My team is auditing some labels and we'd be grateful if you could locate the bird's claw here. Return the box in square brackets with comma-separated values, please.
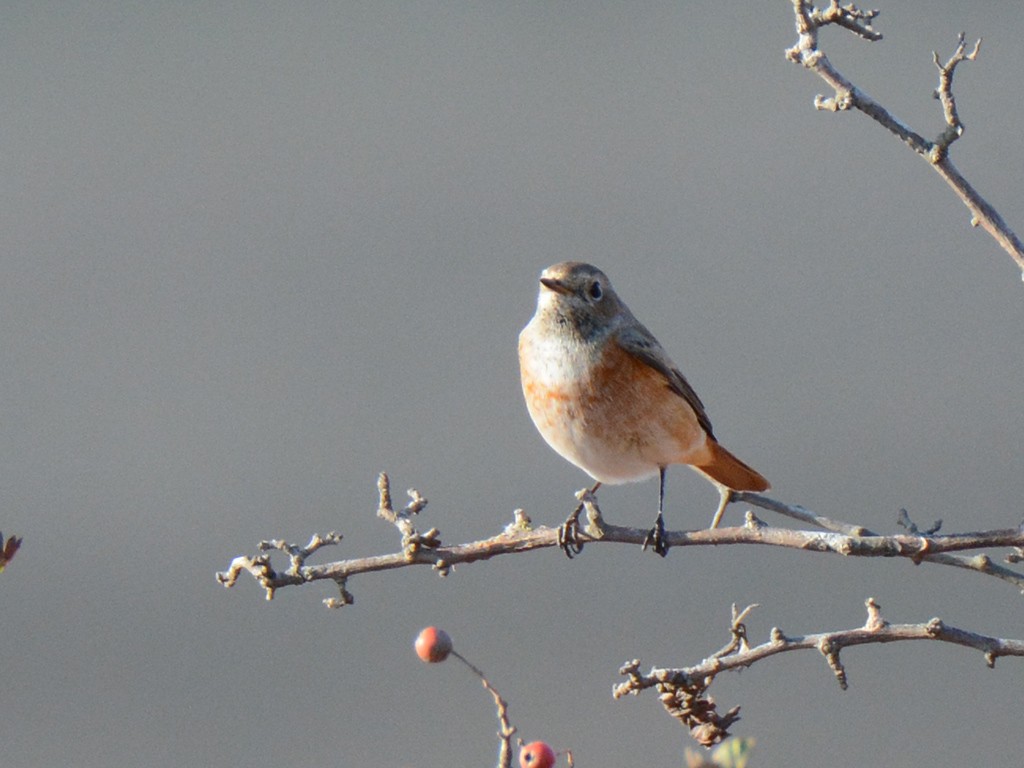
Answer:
[642, 514, 669, 557]
[558, 512, 584, 558]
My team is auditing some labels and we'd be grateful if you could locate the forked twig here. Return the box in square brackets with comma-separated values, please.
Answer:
[613, 598, 1024, 744]
[785, 1, 1024, 272]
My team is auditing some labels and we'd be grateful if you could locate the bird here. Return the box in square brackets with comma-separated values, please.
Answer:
[518, 261, 768, 555]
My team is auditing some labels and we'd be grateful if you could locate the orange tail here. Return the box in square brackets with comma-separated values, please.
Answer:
[694, 440, 769, 492]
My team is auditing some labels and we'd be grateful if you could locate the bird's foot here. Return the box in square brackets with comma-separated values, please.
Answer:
[642, 513, 669, 557]
[558, 501, 585, 559]
[558, 483, 603, 558]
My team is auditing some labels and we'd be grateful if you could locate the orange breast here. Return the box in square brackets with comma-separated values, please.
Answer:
[585, 341, 708, 460]
[519, 329, 710, 483]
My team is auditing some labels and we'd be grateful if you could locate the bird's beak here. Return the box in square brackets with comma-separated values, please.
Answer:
[539, 276, 571, 295]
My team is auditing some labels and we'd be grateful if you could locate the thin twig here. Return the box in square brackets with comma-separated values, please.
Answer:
[932, 33, 982, 155]
[613, 598, 1024, 743]
[449, 651, 516, 768]
[737, 492, 1024, 590]
[785, 1, 1024, 272]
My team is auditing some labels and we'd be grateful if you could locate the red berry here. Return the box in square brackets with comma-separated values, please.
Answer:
[520, 741, 556, 768]
[414, 626, 452, 663]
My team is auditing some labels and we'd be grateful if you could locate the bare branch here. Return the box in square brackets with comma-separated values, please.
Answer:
[217, 475, 1024, 607]
[932, 33, 983, 154]
[446, 650, 516, 768]
[732, 491, 871, 536]
[786, 1, 1024, 272]
[613, 598, 1024, 744]
[736, 492, 1024, 590]
[809, 1, 882, 42]
[376, 472, 439, 556]
[215, 530, 351, 605]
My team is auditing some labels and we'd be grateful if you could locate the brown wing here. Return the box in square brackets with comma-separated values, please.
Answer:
[616, 325, 716, 440]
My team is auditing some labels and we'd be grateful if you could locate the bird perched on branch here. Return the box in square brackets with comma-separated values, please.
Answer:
[519, 261, 768, 555]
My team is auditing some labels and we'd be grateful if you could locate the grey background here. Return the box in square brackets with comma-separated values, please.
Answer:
[2, 2, 1022, 766]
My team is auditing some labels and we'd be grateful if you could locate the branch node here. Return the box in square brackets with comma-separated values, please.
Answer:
[377, 472, 440, 556]
[971, 553, 994, 572]
[911, 537, 932, 565]
[818, 638, 849, 690]
[743, 510, 767, 529]
[811, 1, 883, 41]
[711, 604, 759, 659]
[814, 90, 854, 112]
[504, 508, 534, 534]
[864, 597, 888, 630]
[580, 491, 607, 539]
[614, 659, 645, 699]
[405, 487, 428, 515]
[323, 578, 354, 609]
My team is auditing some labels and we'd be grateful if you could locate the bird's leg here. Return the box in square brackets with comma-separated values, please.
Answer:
[559, 481, 601, 558]
[709, 487, 734, 529]
[642, 467, 669, 557]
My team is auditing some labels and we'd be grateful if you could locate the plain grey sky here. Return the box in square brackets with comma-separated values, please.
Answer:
[2, 2, 1022, 766]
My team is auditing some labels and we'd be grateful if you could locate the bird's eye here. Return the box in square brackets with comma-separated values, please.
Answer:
[588, 280, 603, 301]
